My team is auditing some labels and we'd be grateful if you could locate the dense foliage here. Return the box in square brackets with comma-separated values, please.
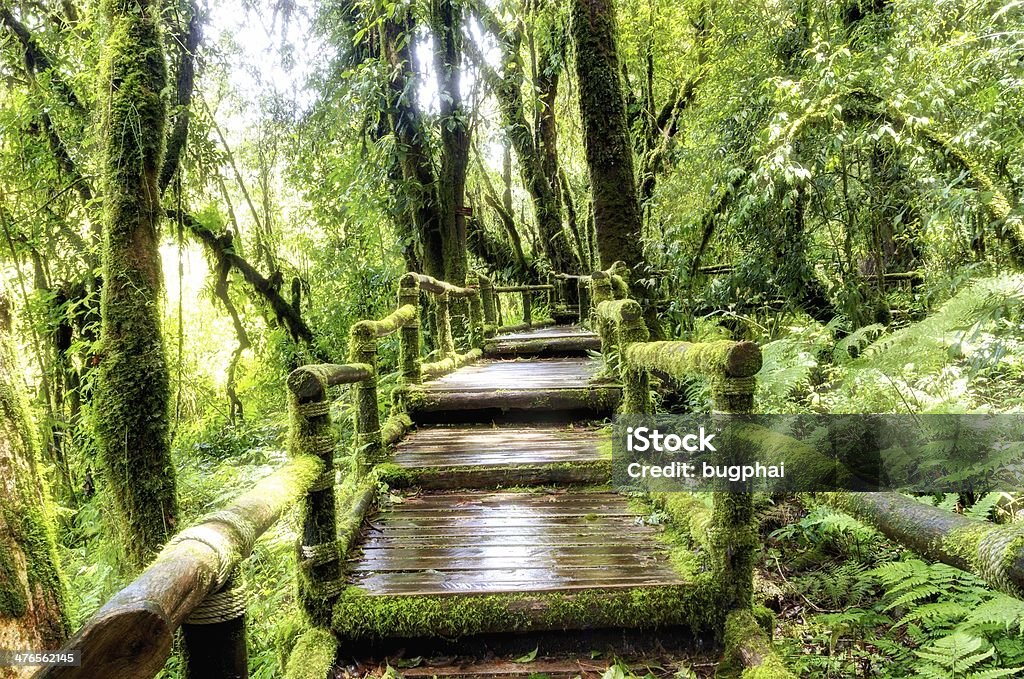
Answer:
[1, 0, 1023, 676]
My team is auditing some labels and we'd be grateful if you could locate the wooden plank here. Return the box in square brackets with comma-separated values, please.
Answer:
[351, 571, 682, 595]
[359, 535, 646, 548]
[412, 387, 620, 414]
[422, 358, 604, 392]
[348, 490, 681, 599]
[493, 325, 596, 341]
[354, 544, 646, 559]
[362, 525, 647, 538]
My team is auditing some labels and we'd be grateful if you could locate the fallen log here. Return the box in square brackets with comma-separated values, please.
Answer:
[823, 492, 1024, 598]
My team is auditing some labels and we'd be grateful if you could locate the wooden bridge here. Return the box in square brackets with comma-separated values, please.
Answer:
[41, 266, 1024, 679]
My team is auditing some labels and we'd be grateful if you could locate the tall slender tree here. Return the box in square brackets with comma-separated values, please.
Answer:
[0, 296, 68, 668]
[92, 0, 177, 569]
[570, 0, 661, 333]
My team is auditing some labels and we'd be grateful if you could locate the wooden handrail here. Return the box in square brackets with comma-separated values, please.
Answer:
[591, 280, 762, 615]
[493, 284, 555, 293]
[351, 304, 417, 339]
[402, 271, 477, 297]
[287, 363, 373, 400]
[40, 457, 324, 679]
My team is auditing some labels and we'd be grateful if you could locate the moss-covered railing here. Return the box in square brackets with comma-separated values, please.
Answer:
[593, 286, 795, 678]
[38, 458, 325, 679]
[479, 273, 556, 331]
[285, 271, 494, 626]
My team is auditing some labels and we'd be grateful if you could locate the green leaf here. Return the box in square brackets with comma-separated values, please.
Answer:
[514, 647, 539, 664]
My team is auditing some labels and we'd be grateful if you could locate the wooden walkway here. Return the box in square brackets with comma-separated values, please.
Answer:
[338, 325, 700, 640]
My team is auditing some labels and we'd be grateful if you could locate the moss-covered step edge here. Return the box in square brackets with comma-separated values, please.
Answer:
[482, 335, 601, 357]
[375, 459, 612, 490]
[402, 385, 622, 414]
[331, 576, 722, 641]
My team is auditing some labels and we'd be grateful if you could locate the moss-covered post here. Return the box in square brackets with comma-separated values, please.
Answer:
[615, 300, 651, 414]
[522, 290, 533, 327]
[708, 342, 762, 618]
[287, 367, 342, 628]
[0, 297, 68, 662]
[578, 277, 591, 325]
[591, 271, 616, 363]
[93, 0, 177, 570]
[181, 575, 248, 679]
[398, 274, 421, 384]
[467, 278, 484, 350]
[434, 291, 456, 359]
[350, 323, 383, 469]
[478, 272, 497, 335]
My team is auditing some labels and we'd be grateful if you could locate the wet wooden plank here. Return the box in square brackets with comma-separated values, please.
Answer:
[422, 358, 605, 392]
[350, 572, 681, 595]
[349, 491, 682, 596]
[393, 427, 608, 467]
[493, 325, 596, 341]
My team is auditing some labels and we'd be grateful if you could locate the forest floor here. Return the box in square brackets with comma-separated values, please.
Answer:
[338, 626, 720, 678]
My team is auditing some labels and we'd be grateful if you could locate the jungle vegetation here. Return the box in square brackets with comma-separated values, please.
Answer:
[1, 0, 1024, 677]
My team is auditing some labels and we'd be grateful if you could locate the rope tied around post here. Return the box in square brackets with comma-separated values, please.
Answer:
[184, 570, 248, 625]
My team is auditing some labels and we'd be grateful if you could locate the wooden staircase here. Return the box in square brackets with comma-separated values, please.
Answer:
[335, 326, 709, 641]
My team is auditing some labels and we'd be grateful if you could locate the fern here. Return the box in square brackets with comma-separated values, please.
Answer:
[965, 596, 1024, 636]
[913, 632, 992, 676]
[859, 274, 1024, 373]
[966, 493, 1004, 521]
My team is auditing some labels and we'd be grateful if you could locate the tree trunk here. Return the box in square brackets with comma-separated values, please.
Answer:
[570, 0, 663, 335]
[430, 0, 470, 284]
[569, 0, 644, 272]
[0, 297, 68, 669]
[93, 0, 178, 570]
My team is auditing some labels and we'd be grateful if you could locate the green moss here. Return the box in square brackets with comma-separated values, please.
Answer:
[740, 655, 795, 679]
[0, 341, 68, 631]
[751, 603, 775, 632]
[94, 0, 177, 570]
[944, 524, 988, 565]
[374, 463, 414, 488]
[718, 609, 796, 679]
[333, 579, 720, 640]
[285, 628, 338, 679]
[0, 530, 28, 618]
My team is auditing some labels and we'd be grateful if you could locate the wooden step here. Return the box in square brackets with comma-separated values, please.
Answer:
[334, 491, 709, 640]
[408, 358, 620, 421]
[483, 325, 600, 358]
[384, 424, 610, 489]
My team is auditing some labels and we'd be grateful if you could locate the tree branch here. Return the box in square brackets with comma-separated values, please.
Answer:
[169, 209, 314, 345]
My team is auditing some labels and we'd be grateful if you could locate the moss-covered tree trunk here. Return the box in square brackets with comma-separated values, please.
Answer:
[93, 0, 177, 570]
[570, 0, 662, 334]
[431, 0, 470, 285]
[0, 298, 68, 667]
[480, 12, 579, 274]
[569, 0, 644, 272]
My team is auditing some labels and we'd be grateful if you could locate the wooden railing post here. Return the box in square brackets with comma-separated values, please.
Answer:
[478, 272, 497, 335]
[181, 573, 247, 679]
[521, 290, 533, 327]
[435, 290, 456, 358]
[398, 274, 421, 384]
[709, 344, 759, 615]
[591, 271, 615, 360]
[578, 277, 591, 325]
[287, 367, 343, 627]
[614, 301, 651, 414]
[350, 324, 382, 470]
[467, 275, 484, 350]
